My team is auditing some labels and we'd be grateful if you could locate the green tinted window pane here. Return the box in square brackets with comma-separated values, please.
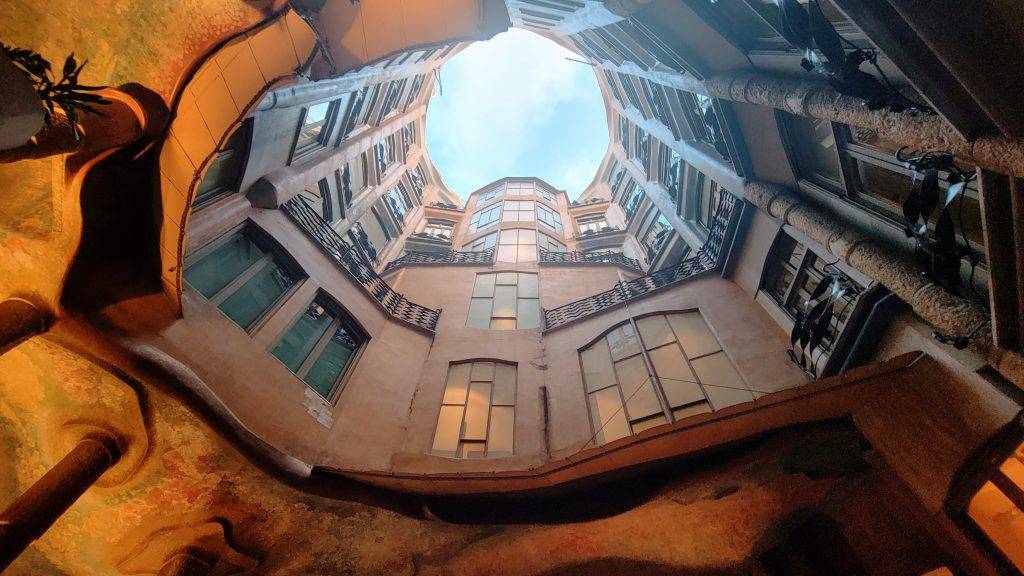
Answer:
[304, 327, 359, 397]
[271, 301, 334, 371]
[219, 261, 296, 329]
[185, 233, 264, 298]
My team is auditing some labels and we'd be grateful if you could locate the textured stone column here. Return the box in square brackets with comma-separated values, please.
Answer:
[679, 72, 1024, 181]
[0, 298, 49, 357]
[0, 432, 121, 571]
[744, 180, 1024, 385]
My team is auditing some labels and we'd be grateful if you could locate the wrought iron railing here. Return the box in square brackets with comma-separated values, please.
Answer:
[539, 250, 642, 273]
[383, 249, 495, 273]
[428, 201, 462, 211]
[282, 197, 441, 332]
[543, 192, 740, 331]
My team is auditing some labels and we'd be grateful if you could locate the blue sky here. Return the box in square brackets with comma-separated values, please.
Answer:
[425, 29, 608, 202]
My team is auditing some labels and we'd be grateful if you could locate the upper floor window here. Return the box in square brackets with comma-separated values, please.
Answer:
[431, 361, 516, 458]
[538, 233, 566, 253]
[184, 226, 304, 332]
[618, 73, 644, 112]
[340, 87, 368, 140]
[293, 99, 339, 159]
[270, 294, 366, 400]
[684, 171, 722, 232]
[401, 122, 417, 151]
[385, 185, 411, 224]
[603, 70, 623, 106]
[659, 146, 683, 191]
[684, 93, 732, 163]
[535, 203, 562, 232]
[496, 228, 537, 263]
[581, 312, 751, 445]
[618, 115, 630, 151]
[536, 186, 557, 203]
[577, 214, 609, 235]
[633, 126, 652, 172]
[193, 119, 252, 208]
[469, 203, 502, 232]
[374, 134, 397, 176]
[297, 177, 335, 223]
[463, 231, 497, 253]
[376, 78, 406, 124]
[407, 164, 426, 200]
[641, 212, 672, 264]
[405, 74, 426, 108]
[622, 182, 644, 221]
[505, 180, 533, 196]
[503, 200, 535, 222]
[467, 272, 540, 330]
[477, 186, 504, 204]
[420, 218, 454, 241]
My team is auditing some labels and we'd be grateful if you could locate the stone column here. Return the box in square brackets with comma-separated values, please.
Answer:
[0, 298, 49, 356]
[0, 432, 121, 571]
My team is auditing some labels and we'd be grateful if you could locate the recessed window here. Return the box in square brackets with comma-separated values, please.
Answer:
[271, 295, 366, 399]
[463, 232, 497, 253]
[469, 203, 502, 232]
[193, 119, 252, 208]
[467, 272, 540, 330]
[421, 218, 454, 240]
[641, 213, 672, 264]
[577, 213, 608, 235]
[184, 226, 303, 332]
[477, 186, 504, 203]
[496, 228, 537, 263]
[293, 100, 338, 158]
[385, 185, 412, 225]
[538, 232, 566, 253]
[683, 171, 722, 232]
[535, 203, 562, 232]
[581, 312, 751, 445]
[374, 134, 397, 176]
[621, 182, 643, 221]
[432, 361, 516, 458]
[618, 115, 630, 151]
[502, 200, 535, 222]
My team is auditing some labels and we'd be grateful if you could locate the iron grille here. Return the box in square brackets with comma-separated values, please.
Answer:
[383, 249, 495, 273]
[539, 250, 642, 273]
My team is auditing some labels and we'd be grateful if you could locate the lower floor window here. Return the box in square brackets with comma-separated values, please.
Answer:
[271, 295, 366, 399]
[467, 272, 540, 330]
[581, 312, 752, 445]
[432, 361, 516, 458]
[966, 438, 1024, 573]
[184, 226, 303, 331]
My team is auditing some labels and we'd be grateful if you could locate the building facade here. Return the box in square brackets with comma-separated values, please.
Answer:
[2, 0, 1024, 575]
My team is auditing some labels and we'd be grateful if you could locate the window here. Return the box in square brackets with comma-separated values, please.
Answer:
[340, 87, 368, 141]
[622, 182, 644, 221]
[603, 70, 623, 107]
[376, 78, 406, 124]
[538, 233, 566, 253]
[193, 119, 251, 208]
[421, 219, 454, 240]
[761, 232, 860, 351]
[641, 213, 672, 264]
[463, 232, 497, 253]
[496, 228, 537, 263]
[633, 126, 651, 173]
[296, 177, 334, 222]
[477, 186, 504, 203]
[374, 134, 397, 176]
[407, 164, 426, 200]
[293, 100, 338, 158]
[502, 200, 535, 222]
[965, 437, 1024, 574]
[405, 74, 426, 108]
[581, 313, 752, 445]
[467, 272, 540, 330]
[691, 172, 722, 231]
[271, 295, 366, 399]
[431, 361, 516, 458]
[385, 185, 411, 224]
[401, 122, 417, 151]
[618, 73, 644, 112]
[618, 115, 630, 151]
[535, 203, 562, 232]
[577, 214, 609, 235]
[505, 180, 534, 196]
[469, 203, 502, 232]
[536, 187, 557, 203]
[184, 227, 303, 331]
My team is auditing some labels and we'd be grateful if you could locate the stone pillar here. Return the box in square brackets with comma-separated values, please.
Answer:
[0, 298, 49, 357]
[0, 432, 121, 571]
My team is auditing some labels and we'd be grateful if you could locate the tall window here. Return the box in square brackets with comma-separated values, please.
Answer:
[293, 99, 338, 158]
[502, 200, 535, 222]
[407, 164, 426, 200]
[193, 119, 251, 208]
[761, 232, 860, 352]
[374, 134, 397, 176]
[536, 187, 557, 203]
[297, 177, 334, 222]
[965, 437, 1024, 574]
[467, 272, 540, 330]
[184, 227, 303, 331]
[496, 228, 537, 263]
[641, 213, 672, 263]
[581, 313, 752, 445]
[405, 74, 426, 108]
[385, 185, 411, 224]
[622, 182, 644, 221]
[535, 203, 562, 232]
[463, 232, 497, 253]
[432, 361, 516, 458]
[692, 172, 721, 231]
[633, 126, 652, 173]
[376, 78, 406, 124]
[469, 203, 501, 232]
[538, 233, 566, 253]
[271, 295, 366, 399]
[618, 115, 630, 151]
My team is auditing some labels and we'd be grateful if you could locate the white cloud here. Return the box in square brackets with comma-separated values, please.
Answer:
[426, 29, 603, 199]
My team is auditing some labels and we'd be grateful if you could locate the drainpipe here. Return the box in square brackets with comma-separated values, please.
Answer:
[0, 298, 49, 356]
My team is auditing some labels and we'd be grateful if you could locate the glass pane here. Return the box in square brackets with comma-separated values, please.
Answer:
[492, 363, 516, 405]
[466, 298, 493, 328]
[852, 159, 912, 219]
[462, 382, 492, 441]
[459, 442, 487, 459]
[472, 273, 496, 297]
[614, 355, 660, 420]
[968, 481, 1024, 572]
[673, 402, 711, 421]
[649, 344, 704, 407]
[631, 414, 668, 433]
[219, 261, 295, 330]
[443, 363, 472, 405]
[496, 245, 517, 262]
[786, 114, 841, 183]
[668, 312, 721, 358]
[517, 273, 539, 298]
[519, 229, 536, 243]
[691, 352, 753, 410]
[487, 406, 514, 455]
[589, 387, 631, 445]
[606, 324, 640, 361]
[490, 318, 517, 330]
[496, 272, 518, 285]
[185, 233, 263, 298]
[582, 340, 617, 393]
[432, 405, 464, 455]
[637, 315, 675, 349]
[492, 285, 517, 318]
[516, 299, 540, 330]
[499, 229, 518, 244]
[470, 361, 495, 382]
[271, 301, 334, 371]
[303, 326, 358, 398]
[516, 245, 536, 262]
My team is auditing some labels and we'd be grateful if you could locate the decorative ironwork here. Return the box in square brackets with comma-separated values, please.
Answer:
[543, 192, 739, 331]
[282, 197, 441, 332]
[539, 250, 642, 273]
[407, 231, 452, 244]
[576, 226, 624, 239]
[383, 249, 495, 273]
[787, 269, 861, 379]
[428, 201, 462, 211]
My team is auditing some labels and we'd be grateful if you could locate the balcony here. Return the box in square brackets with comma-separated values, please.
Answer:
[383, 248, 495, 273]
[539, 249, 642, 273]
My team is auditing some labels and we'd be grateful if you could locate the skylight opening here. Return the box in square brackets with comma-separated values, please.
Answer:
[425, 28, 609, 203]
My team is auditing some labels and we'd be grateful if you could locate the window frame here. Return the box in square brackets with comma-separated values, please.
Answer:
[290, 98, 341, 163]
[431, 360, 517, 459]
[193, 118, 253, 210]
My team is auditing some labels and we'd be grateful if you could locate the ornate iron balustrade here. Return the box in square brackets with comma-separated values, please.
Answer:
[539, 250, 642, 273]
[543, 192, 740, 331]
[383, 249, 495, 273]
[428, 201, 462, 211]
[282, 197, 441, 332]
